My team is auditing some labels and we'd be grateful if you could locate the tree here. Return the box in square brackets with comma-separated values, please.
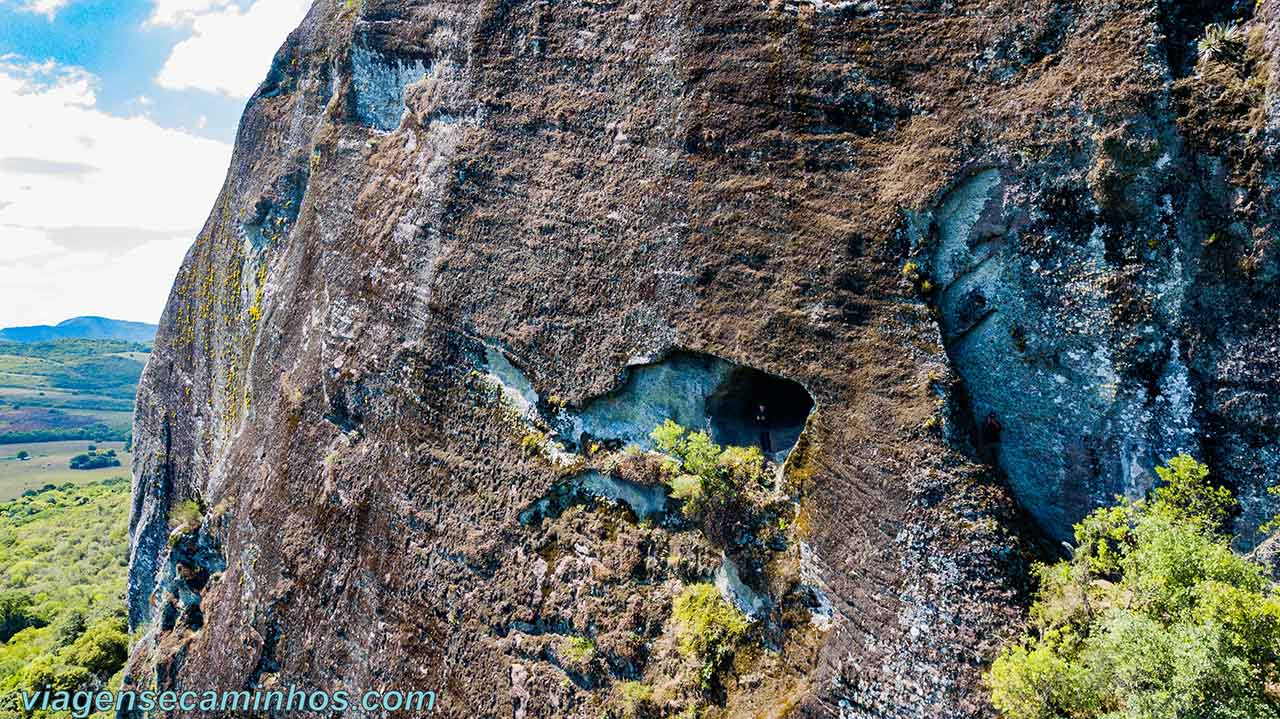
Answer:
[987, 455, 1280, 719]
[648, 420, 773, 550]
[14, 450, 28, 461]
[65, 617, 128, 675]
[1150, 453, 1234, 531]
[52, 610, 87, 648]
[68, 452, 121, 470]
[0, 591, 39, 642]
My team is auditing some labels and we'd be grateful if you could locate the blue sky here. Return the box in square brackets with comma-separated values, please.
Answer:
[0, 0, 311, 328]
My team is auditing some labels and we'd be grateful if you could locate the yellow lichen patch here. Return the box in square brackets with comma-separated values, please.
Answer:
[248, 262, 268, 327]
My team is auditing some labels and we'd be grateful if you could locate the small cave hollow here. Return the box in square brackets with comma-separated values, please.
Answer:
[566, 351, 816, 462]
[705, 366, 815, 457]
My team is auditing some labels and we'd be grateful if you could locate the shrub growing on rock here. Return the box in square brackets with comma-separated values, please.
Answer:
[668, 473, 704, 510]
[717, 445, 766, 488]
[561, 635, 596, 664]
[672, 583, 751, 690]
[651, 421, 773, 545]
[519, 430, 547, 456]
[168, 500, 203, 534]
[652, 420, 720, 480]
[987, 455, 1280, 719]
[607, 681, 656, 719]
[1198, 22, 1245, 65]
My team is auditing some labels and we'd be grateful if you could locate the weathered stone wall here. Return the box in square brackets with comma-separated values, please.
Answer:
[125, 0, 1280, 716]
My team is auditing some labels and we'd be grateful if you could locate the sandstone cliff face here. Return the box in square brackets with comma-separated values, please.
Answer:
[125, 0, 1280, 716]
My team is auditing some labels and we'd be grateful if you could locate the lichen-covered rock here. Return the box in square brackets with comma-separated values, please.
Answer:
[125, 0, 1280, 716]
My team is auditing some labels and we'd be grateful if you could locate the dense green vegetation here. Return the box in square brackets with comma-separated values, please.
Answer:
[0, 479, 130, 718]
[0, 430, 119, 448]
[66, 451, 119, 472]
[0, 341, 149, 365]
[988, 455, 1280, 718]
[650, 420, 766, 521]
[0, 339, 147, 444]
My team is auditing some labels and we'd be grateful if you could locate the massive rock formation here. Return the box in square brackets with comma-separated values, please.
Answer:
[125, 0, 1280, 716]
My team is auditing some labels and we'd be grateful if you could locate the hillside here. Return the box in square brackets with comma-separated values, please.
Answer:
[122, 1, 1280, 717]
[0, 479, 130, 718]
[0, 339, 148, 444]
[0, 317, 157, 344]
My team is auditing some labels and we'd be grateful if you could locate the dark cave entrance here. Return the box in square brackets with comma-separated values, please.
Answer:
[706, 366, 815, 458]
[561, 350, 816, 461]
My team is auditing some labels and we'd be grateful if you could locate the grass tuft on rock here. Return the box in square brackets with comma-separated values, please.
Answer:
[168, 499, 203, 534]
[672, 583, 751, 690]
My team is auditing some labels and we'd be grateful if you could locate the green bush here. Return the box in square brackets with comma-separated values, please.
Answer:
[52, 610, 86, 648]
[0, 591, 40, 642]
[609, 681, 655, 719]
[672, 583, 751, 689]
[64, 617, 128, 676]
[1150, 453, 1234, 531]
[520, 430, 547, 456]
[668, 473, 703, 506]
[652, 420, 721, 479]
[68, 451, 121, 471]
[716, 445, 766, 488]
[17, 654, 93, 695]
[987, 455, 1280, 719]
[168, 499, 203, 533]
[649, 421, 766, 522]
[561, 635, 595, 664]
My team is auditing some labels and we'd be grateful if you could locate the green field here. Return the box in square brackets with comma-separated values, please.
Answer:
[0, 339, 148, 444]
[0, 441, 132, 502]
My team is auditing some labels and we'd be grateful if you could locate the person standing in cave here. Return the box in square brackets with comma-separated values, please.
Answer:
[977, 411, 1002, 463]
[756, 403, 772, 455]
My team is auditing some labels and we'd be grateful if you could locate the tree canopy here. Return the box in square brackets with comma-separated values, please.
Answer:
[988, 455, 1280, 719]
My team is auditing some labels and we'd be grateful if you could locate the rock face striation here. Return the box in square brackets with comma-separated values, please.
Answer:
[126, 0, 1280, 716]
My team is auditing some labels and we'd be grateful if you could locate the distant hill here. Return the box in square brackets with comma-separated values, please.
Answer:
[0, 338, 149, 443]
[0, 316, 157, 343]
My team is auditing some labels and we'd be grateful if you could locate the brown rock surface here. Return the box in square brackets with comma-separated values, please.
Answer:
[125, 0, 1280, 716]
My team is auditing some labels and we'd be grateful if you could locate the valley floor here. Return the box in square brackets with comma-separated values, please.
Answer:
[0, 441, 132, 501]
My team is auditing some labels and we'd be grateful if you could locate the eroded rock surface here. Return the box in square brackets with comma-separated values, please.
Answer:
[125, 0, 1280, 716]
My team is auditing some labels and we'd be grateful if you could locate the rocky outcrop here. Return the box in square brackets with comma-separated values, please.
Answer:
[125, 0, 1280, 716]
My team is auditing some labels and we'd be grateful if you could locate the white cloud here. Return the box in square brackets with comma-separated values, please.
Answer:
[146, 0, 233, 26]
[0, 235, 190, 327]
[1, 226, 59, 261]
[154, 0, 312, 97]
[0, 57, 233, 327]
[16, 0, 73, 20]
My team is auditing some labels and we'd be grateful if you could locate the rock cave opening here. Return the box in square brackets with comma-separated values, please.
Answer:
[705, 365, 815, 459]
[564, 351, 815, 462]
